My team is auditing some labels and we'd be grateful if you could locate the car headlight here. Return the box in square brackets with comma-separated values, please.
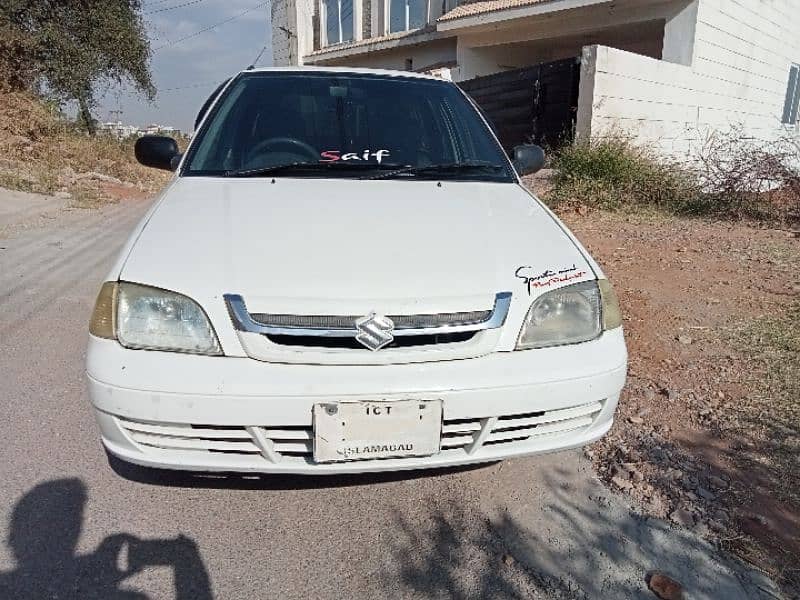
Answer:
[89, 282, 222, 355]
[516, 279, 621, 350]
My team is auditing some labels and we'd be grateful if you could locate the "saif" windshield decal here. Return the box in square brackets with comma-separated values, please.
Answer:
[320, 149, 391, 163]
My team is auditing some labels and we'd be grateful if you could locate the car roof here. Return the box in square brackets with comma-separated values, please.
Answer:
[241, 66, 444, 81]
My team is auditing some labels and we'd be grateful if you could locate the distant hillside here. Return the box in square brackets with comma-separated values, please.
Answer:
[0, 90, 170, 206]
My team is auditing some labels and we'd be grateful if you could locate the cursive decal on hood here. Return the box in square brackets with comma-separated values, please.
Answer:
[515, 264, 588, 295]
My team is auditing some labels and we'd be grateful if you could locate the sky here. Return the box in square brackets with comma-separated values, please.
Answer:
[96, 0, 273, 134]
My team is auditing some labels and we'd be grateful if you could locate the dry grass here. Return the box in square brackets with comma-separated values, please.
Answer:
[0, 90, 170, 203]
[728, 302, 800, 506]
[718, 301, 800, 593]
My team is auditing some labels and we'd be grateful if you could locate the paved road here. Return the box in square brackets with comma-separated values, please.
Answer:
[0, 188, 783, 599]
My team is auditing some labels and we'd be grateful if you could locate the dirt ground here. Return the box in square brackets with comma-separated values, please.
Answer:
[2, 161, 797, 596]
[6, 186, 786, 600]
[560, 208, 800, 595]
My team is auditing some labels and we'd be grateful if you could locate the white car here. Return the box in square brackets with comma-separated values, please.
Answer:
[86, 67, 627, 475]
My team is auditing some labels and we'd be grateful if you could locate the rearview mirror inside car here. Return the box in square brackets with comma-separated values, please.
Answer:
[512, 144, 546, 176]
[135, 135, 180, 171]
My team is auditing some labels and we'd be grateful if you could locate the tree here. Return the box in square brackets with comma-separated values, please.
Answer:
[0, 0, 155, 134]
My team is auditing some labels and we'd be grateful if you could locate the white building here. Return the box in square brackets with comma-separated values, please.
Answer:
[99, 121, 139, 139]
[272, 0, 800, 158]
[99, 122, 182, 139]
[142, 124, 181, 136]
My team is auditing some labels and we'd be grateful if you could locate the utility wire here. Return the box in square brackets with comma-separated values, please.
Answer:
[144, 0, 207, 15]
[153, 0, 270, 52]
[159, 80, 222, 92]
[142, 0, 179, 7]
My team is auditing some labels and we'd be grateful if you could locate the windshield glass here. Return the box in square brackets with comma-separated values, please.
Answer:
[183, 72, 514, 182]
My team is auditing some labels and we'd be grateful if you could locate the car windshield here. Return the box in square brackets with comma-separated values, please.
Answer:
[183, 72, 514, 182]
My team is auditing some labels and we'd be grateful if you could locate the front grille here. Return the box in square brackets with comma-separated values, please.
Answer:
[440, 401, 604, 450]
[441, 417, 482, 450]
[225, 292, 511, 362]
[116, 400, 603, 465]
[485, 402, 602, 444]
[250, 309, 492, 331]
[266, 331, 476, 349]
[117, 418, 314, 457]
[118, 419, 261, 454]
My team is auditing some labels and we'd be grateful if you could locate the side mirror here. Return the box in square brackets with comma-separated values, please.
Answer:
[512, 144, 546, 176]
[135, 135, 179, 171]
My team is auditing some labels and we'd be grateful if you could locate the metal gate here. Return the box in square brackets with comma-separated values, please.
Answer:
[458, 57, 581, 153]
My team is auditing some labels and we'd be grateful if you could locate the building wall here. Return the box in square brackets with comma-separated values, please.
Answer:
[578, 0, 800, 158]
[272, 0, 292, 65]
[454, 19, 665, 81]
[450, 0, 689, 79]
[363, 0, 372, 39]
[311, 37, 457, 71]
[272, 0, 316, 65]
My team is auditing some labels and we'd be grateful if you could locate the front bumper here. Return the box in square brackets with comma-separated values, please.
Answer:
[86, 329, 627, 474]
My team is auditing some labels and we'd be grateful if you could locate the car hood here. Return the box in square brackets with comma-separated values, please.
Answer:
[121, 177, 595, 318]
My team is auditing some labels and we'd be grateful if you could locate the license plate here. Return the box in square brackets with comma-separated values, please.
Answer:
[313, 400, 442, 463]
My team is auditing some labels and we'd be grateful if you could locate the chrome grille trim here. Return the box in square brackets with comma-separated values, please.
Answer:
[224, 292, 512, 338]
[249, 310, 493, 330]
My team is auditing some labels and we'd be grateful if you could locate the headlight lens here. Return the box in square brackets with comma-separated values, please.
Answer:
[516, 279, 623, 349]
[116, 282, 222, 355]
[516, 280, 602, 349]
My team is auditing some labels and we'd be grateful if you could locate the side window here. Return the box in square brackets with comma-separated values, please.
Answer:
[190, 82, 247, 170]
[194, 79, 230, 131]
[782, 63, 800, 125]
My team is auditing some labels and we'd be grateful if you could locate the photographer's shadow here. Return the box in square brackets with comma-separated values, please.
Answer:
[0, 478, 212, 600]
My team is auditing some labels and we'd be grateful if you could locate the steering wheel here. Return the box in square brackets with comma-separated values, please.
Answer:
[245, 137, 319, 165]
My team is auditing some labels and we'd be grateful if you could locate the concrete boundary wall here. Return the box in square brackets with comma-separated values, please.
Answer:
[576, 0, 800, 160]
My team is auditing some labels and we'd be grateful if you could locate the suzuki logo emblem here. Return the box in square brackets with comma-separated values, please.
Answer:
[355, 312, 395, 351]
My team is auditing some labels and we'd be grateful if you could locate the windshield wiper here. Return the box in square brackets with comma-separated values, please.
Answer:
[224, 161, 404, 178]
[361, 161, 505, 180]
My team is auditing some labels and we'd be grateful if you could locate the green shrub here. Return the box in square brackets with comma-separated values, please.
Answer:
[546, 137, 697, 212]
[545, 134, 800, 224]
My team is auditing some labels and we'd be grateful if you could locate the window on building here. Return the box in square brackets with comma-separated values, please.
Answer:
[782, 63, 800, 125]
[324, 0, 354, 45]
[389, 0, 426, 33]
